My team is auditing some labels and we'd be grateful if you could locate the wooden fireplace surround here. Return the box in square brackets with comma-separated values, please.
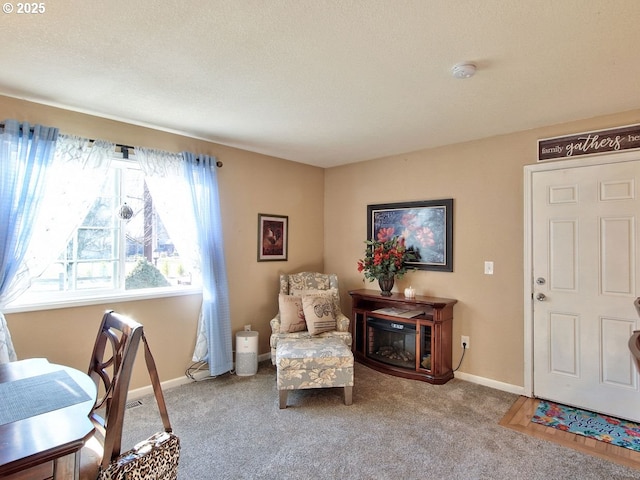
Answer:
[349, 289, 457, 384]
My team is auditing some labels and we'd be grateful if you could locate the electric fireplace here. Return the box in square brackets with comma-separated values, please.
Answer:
[349, 289, 457, 384]
[366, 317, 417, 369]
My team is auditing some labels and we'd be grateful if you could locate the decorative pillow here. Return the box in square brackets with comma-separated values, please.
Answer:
[301, 295, 337, 335]
[291, 288, 340, 317]
[278, 294, 307, 333]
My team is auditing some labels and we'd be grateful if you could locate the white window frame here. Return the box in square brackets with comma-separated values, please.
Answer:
[4, 155, 202, 314]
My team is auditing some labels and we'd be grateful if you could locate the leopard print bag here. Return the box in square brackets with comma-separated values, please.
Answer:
[98, 431, 180, 480]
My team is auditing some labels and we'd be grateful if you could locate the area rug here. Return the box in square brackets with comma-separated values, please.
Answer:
[532, 400, 640, 452]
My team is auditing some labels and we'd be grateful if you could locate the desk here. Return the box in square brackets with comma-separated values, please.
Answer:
[0, 358, 97, 480]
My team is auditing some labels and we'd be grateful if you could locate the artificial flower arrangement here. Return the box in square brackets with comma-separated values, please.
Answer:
[357, 233, 419, 282]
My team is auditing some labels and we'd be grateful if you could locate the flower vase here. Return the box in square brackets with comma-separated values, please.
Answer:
[378, 276, 395, 296]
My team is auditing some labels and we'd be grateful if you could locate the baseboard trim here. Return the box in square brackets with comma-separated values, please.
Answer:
[454, 371, 525, 396]
[128, 352, 272, 401]
[128, 355, 524, 401]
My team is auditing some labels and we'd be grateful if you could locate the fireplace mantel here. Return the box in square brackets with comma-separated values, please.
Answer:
[349, 289, 457, 384]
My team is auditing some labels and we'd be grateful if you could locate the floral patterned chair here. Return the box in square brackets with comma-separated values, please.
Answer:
[269, 272, 351, 365]
[270, 272, 354, 408]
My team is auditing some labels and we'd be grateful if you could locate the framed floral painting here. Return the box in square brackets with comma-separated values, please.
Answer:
[257, 213, 288, 261]
[367, 199, 453, 271]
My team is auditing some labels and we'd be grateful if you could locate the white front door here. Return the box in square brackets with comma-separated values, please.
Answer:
[532, 159, 640, 421]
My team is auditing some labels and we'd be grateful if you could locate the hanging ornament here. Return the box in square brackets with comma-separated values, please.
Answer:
[118, 202, 133, 220]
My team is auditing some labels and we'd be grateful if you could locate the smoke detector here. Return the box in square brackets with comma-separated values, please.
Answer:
[451, 62, 476, 79]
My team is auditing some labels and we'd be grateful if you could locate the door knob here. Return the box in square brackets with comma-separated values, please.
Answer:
[536, 293, 546, 301]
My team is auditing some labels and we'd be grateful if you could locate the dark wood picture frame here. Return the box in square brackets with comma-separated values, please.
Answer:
[367, 199, 453, 272]
[257, 213, 288, 261]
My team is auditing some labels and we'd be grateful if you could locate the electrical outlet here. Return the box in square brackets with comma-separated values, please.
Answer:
[461, 335, 470, 349]
[244, 324, 251, 331]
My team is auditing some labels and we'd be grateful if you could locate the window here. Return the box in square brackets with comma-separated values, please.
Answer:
[13, 160, 201, 307]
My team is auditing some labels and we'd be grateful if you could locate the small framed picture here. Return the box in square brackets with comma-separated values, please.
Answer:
[257, 213, 288, 261]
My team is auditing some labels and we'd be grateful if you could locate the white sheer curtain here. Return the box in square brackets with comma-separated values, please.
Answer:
[135, 148, 209, 361]
[0, 131, 113, 363]
[135, 148, 200, 280]
[137, 148, 232, 374]
[4, 135, 114, 304]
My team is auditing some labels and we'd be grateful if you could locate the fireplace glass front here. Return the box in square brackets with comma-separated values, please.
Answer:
[366, 316, 416, 369]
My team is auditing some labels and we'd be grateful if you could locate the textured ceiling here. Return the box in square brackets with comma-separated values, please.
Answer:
[1, 1, 640, 167]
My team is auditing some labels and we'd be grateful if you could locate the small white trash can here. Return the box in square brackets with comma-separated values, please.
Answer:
[235, 331, 259, 376]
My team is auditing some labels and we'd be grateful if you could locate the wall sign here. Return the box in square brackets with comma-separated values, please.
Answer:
[538, 124, 640, 162]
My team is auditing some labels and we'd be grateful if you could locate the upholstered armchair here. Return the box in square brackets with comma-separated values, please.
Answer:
[269, 272, 352, 364]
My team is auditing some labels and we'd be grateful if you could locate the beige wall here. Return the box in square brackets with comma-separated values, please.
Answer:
[325, 109, 640, 388]
[1, 95, 325, 389]
[4, 94, 640, 391]
[7, 295, 203, 391]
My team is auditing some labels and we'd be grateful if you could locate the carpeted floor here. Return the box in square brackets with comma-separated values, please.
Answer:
[121, 361, 640, 479]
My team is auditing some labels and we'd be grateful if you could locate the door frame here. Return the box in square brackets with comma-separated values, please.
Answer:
[523, 149, 640, 397]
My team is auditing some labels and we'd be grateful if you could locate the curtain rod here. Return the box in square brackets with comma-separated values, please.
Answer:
[118, 145, 223, 167]
[0, 123, 223, 167]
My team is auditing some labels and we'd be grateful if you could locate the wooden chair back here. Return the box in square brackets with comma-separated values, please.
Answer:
[87, 310, 143, 467]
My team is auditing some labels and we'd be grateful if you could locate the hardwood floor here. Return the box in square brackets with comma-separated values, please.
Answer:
[499, 396, 640, 470]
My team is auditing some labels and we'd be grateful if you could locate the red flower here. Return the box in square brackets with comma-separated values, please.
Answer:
[356, 236, 419, 282]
